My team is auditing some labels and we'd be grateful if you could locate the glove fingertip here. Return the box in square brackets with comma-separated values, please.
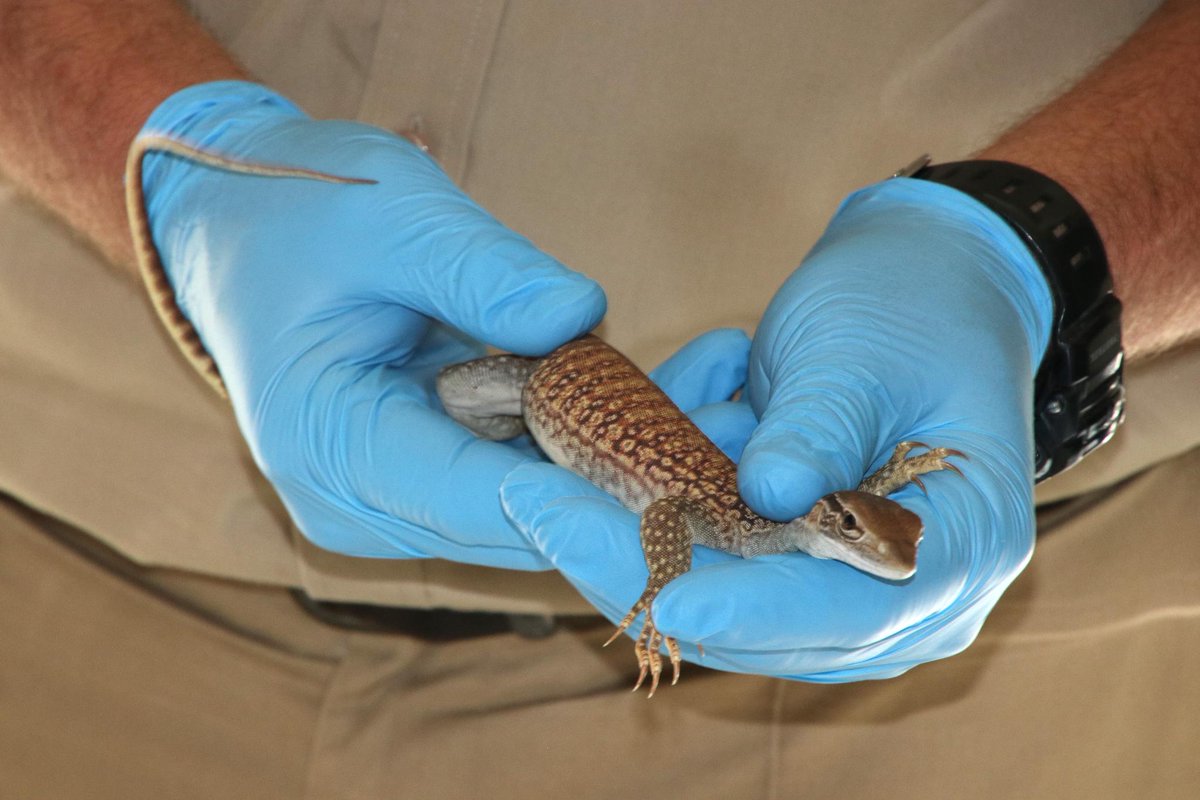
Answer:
[649, 327, 751, 411]
[689, 401, 757, 462]
[651, 580, 729, 641]
[486, 272, 608, 355]
[522, 495, 637, 575]
[477, 233, 606, 347]
[500, 463, 575, 527]
[500, 462, 618, 536]
[399, 213, 607, 355]
[737, 437, 845, 519]
[667, 327, 752, 369]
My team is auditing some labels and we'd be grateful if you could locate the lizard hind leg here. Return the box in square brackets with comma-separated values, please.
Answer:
[605, 496, 707, 696]
[435, 354, 540, 440]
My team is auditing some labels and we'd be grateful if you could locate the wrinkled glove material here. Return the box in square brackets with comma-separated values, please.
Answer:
[139, 80, 613, 569]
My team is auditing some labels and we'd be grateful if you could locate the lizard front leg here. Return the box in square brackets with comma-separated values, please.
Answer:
[858, 441, 967, 497]
[606, 496, 711, 697]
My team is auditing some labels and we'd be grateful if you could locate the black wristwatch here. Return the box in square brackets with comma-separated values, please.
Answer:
[893, 155, 1126, 482]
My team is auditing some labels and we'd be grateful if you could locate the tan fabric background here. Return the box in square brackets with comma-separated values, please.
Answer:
[4, 446, 1199, 798]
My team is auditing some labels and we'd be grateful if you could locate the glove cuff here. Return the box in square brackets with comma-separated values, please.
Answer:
[141, 80, 304, 138]
[904, 159, 1125, 480]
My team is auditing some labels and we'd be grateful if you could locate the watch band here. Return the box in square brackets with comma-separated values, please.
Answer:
[898, 156, 1126, 481]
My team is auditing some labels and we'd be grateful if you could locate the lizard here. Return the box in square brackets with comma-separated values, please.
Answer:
[124, 134, 965, 695]
[437, 335, 965, 695]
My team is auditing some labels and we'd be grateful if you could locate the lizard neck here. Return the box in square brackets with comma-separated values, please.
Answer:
[738, 493, 922, 580]
[735, 517, 820, 558]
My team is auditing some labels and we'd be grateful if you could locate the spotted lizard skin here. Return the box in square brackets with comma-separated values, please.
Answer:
[523, 336, 779, 552]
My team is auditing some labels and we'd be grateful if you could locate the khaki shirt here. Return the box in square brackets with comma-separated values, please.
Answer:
[1, 0, 1191, 613]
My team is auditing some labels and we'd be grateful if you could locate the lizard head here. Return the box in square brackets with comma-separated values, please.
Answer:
[792, 490, 923, 580]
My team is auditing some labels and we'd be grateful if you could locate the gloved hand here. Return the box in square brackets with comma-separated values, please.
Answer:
[136, 80, 616, 569]
[502, 177, 1052, 679]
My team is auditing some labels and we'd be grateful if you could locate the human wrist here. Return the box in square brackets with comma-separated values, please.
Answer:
[0, 1, 247, 270]
[976, 0, 1200, 359]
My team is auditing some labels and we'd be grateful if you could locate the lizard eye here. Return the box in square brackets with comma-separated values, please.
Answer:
[838, 511, 864, 541]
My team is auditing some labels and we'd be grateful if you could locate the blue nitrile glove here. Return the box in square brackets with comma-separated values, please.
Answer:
[139, 81, 751, 570]
[136, 80, 616, 569]
[502, 177, 1052, 680]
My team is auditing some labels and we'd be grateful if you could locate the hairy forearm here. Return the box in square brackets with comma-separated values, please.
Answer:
[0, 0, 246, 271]
[981, 0, 1200, 361]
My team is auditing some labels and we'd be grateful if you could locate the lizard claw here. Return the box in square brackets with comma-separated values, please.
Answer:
[645, 627, 665, 697]
[915, 447, 969, 481]
[668, 638, 682, 686]
[621, 607, 679, 697]
[604, 603, 644, 648]
[858, 442, 971, 496]
[633, 662, 649, 693]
